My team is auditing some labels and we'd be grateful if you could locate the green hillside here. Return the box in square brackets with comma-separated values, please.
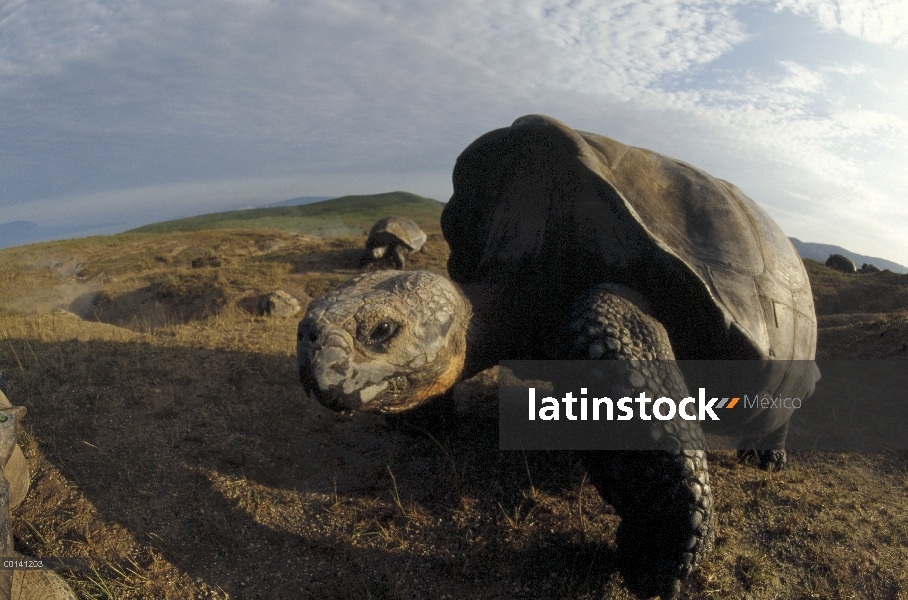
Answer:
[128, 191, 445, 236]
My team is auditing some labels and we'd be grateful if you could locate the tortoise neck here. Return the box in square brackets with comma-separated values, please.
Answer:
[457, 282, 498, 380]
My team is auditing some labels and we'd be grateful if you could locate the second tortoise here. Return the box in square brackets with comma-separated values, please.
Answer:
[361, 216, 427, 270]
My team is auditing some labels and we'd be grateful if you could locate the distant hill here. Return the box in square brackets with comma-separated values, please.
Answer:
[0, 196, 362, 250]
[258, 196, 334, 208]
[128, 191, 445, 237]
[790, 238, 907, 274]
[0, 220, 48, 248]
[0, 220, 102, 250]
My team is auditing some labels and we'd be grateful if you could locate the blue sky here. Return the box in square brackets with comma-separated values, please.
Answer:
[2, 0, 906, 264]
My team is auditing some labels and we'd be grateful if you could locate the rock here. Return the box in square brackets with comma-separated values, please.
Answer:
[452, 366, 502, 413]
[191, 256, 222, 268]
[826, 254, 857, 273]
[0, 375, 79, 599]
[258, 291, 301, 317]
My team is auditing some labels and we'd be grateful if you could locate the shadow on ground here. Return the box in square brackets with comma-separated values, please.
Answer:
[3, 337, 627, 599]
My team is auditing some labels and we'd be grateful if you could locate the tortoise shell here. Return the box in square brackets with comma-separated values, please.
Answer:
[366, 216, 427, 252]
[442, 114, 817, 366]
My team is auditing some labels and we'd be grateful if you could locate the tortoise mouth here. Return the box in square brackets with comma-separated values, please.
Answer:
[299, 364, 437, 414]
[299, 365, 358, 412]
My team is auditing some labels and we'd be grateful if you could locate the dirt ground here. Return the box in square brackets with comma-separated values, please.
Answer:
[0, 232, 907, 599]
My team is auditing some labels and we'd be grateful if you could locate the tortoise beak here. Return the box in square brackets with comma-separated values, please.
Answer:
[297, 320, 391, 412]
[300, 369, 356, 412]
[297, 320, 360, 412]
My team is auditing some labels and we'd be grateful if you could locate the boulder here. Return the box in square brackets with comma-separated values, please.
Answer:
[0, 376, 79, 599]
[826, 254, 857, 273]
[259, 291, 301, 317]
[191, 256, 222, 268]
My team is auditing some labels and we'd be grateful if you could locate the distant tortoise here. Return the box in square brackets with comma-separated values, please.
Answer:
[826, 253, 857, 273]
[860, 263, 881, 274]
[360, 216, 427, 270]
[297, 115, 819, 598]
[0, 374, 78, 599]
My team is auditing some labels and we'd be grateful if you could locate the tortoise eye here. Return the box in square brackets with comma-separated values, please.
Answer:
[366, 321, 398, 345]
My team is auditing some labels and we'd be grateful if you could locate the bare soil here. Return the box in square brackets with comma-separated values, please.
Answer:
[0, 236, 906, 599]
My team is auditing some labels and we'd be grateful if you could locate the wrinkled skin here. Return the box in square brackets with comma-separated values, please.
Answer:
[560, 284, 715, 597]
[297, 271, 469, 413]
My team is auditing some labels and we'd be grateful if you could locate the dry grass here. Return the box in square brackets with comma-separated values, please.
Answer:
[0, 235, 906, 598]
[804, 259, 908, 360]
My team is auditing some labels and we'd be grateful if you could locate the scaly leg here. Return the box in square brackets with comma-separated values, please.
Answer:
[564, 284, 715, 599]
[391, 244, 407, 270]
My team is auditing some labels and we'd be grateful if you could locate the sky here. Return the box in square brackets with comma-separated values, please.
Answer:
[1, 0, 907, 264]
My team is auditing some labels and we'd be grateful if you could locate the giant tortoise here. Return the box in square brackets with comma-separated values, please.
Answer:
[296, 115, 819, 597]
[360, 216, 427, 270]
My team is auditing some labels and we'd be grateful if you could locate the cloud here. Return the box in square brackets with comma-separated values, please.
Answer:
[325, 0, 751, 100]
[771, 0, 908, 47]
[775, 60, 828, 91]
[0, 0, 906, 264]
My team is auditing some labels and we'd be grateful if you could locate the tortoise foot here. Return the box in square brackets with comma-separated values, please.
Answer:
[585, 450, 715, 599]
[617, 523, 687, 598]
[737, 447, 788, 471]
[738, 421, 789, 471]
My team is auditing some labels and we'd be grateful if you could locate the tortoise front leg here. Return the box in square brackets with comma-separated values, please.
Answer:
[391, 244, 407, 269]
[564, 284, 715, 598]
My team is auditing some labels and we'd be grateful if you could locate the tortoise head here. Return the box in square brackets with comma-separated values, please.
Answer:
[297, 270, 471, 413]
